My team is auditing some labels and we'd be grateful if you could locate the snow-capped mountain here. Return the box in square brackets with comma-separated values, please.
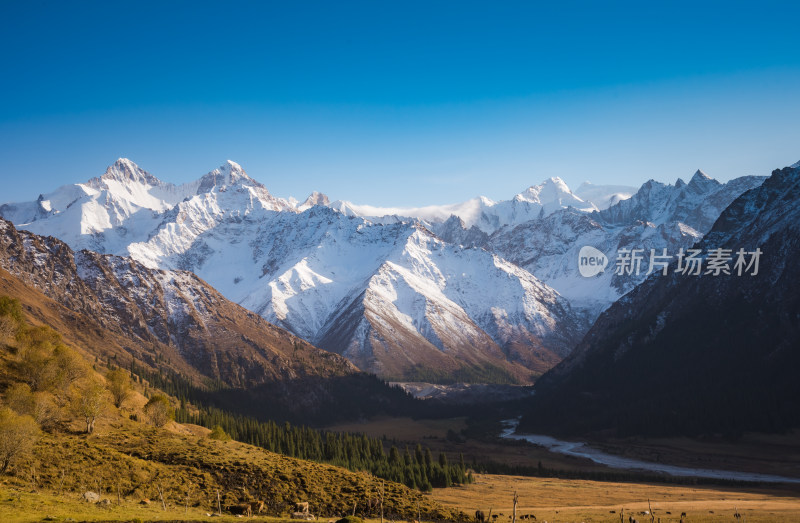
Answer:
[0, 157, 769, 382]
[523, 162, 800, 437]
[0, 217, 356, 389]
[484, 171, 765, 317]
[132, 202, 585, 381]
[324, 177, 597, 234]
[0, 159, 199, 254]
[1, 159, 589, 382]
[0, 159, 293, 257]
[574, 181, 637, 210]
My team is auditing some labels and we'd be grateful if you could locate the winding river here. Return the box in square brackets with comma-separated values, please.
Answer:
[500, 419, 800, 484]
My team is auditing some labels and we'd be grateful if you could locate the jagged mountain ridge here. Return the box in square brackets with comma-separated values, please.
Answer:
[0, 158, 766, 382]
[327, 176, 598, 234]
[483, 171, 766, 318]
[0, 217, 356, 389]
[521, 162, 800, 437]
[165, 204, 585, 382]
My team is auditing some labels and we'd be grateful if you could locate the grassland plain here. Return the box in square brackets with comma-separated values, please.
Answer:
[432, 473, 800, 523]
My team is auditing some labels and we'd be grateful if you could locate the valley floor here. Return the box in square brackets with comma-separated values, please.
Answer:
[5, 474, 799, 523]
[432, 473, 800, 523]
[590, 431, 800, 480]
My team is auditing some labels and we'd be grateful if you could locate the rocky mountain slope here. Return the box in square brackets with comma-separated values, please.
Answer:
[521, 162, 800, 437]
[484, 170, 765, 317]
[0, 158, 766, 382]
[0, 217, 356, 388]
[2, 160, 590, 382]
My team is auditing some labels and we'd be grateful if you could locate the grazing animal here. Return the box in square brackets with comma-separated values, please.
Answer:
[475, 510, 485, 523]
[226, 501, 265, 517]
[491, 515, 499, 521]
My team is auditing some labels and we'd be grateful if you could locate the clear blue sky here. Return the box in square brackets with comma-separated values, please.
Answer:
[2, 1, 799, 206]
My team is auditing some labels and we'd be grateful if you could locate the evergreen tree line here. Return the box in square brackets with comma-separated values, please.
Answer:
[126, 360, 473, 491]
[126, 360, 450, 425]
[175, 404, 473, 491]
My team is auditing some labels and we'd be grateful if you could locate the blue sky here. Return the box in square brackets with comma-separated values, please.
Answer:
[1, 1, 799, 206]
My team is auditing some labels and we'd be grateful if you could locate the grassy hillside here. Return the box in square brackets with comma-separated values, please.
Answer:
[0, 220, 431, 427]
[2, 419, 462, 521]
[0, 295, 466, 522]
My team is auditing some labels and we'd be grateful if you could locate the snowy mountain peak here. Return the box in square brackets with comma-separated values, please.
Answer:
[574, 182, 637, 210]
[298, 191, 331, 210]
[196, 160, 261, 193]
[687, 169, 721, 191]
[95, 157, 162, 187]
[516, 177, 576, 203]
[791, 160, 800, 169]
[690, 169, 712, 181]
[513, 177, 596, 216]
[224, 159, 244, 171]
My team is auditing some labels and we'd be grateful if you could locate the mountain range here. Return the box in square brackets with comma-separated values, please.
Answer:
[0, 216, 430, 425]
[0, 159, 768, 382]
[522, 161, 800, 437]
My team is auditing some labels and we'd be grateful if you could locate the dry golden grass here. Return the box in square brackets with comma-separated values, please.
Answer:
[431, 473, 800, 522]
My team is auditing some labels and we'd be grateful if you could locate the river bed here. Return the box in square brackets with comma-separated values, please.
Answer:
[500, 419, 800, 484]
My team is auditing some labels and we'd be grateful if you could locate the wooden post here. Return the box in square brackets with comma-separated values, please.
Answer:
[512, 491, 518, 523]
[380, 481, 384, 523]
[58, 469, 65, 496]
[157, 481, 166, 511]
[30, 465, 37, 492]
[352, 499, 357, 517]
[217, 490, 222, 515]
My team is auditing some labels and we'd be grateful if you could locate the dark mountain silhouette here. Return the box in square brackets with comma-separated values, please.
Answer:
[521, 163, 800, 438]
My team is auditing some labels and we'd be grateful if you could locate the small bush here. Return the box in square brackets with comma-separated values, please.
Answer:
[144, 394, 173, 427]
[0, 406, 41, 474]
[208, 425, 231, 441]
